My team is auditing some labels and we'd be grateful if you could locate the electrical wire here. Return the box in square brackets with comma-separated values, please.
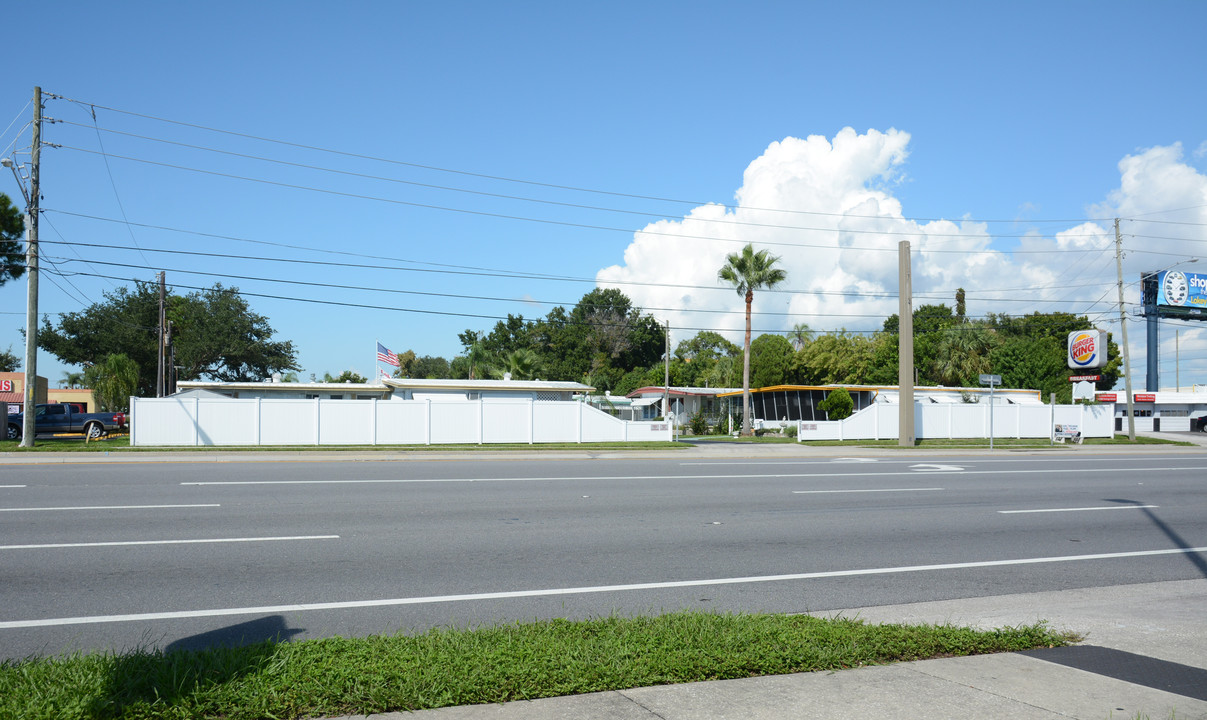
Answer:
[45, 93, 1118, 227]
[55, 143, 1122, 252]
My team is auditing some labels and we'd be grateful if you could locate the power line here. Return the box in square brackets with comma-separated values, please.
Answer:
[46, 93, 1119, 227]
[54, 119, 1140, 245]
[41, 238, 1122, 304]
[41, 266, 1120, 338]
[54, 144, 1119, 251]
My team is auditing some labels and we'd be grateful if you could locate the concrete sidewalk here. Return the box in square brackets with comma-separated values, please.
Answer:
[330, 579, 1207, 720]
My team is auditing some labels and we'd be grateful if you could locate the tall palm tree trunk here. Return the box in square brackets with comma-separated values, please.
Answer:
[742, 289, 753, 435]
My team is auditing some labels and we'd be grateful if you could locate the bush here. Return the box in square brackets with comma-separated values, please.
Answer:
[688, 413, 710, 436]
[817, 387, 854, 420]
[784, 424, 798, 438]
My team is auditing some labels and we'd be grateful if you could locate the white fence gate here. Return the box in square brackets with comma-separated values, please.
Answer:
[797, 402, 1115, 441]
[129, 397, 672, 446]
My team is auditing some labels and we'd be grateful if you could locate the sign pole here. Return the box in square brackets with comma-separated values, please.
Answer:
[979, 374, 1001, 450]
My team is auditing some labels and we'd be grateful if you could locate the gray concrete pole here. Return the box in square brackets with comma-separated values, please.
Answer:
[1115, 219, 1136, 441]
[898, 241, 914, 447]
[20, 87, 41, 448]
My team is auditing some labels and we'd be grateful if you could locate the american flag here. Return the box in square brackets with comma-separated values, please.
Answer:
[377, 342, 400, 367]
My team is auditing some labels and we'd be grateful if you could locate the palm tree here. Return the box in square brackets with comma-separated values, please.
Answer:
[60, 370, 85, 389]
[718, 244, 787, 435]
[788, 322, 814, 351]
[492, 348, 543, 381]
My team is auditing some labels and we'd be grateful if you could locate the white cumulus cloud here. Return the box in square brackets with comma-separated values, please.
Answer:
[596, 130, 1207, 389]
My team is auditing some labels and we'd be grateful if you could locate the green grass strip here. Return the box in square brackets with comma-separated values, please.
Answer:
[0, 611, 1074, 720]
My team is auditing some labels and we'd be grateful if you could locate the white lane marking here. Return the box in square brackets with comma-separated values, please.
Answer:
[0, 504, 221, 513]
[0, 485, 27, 488]
[0, 535, 338, 551]
[680, 458, 882, 466]
[793, 488, 944, 494]
[910, 464, 965, 472]
[181, 465, 1207, 486]
[3, 545, 1204, 630]
[682, 456, 1200, 467]
[998, 505, 1159, 514]
[2, 545, 1207, 627]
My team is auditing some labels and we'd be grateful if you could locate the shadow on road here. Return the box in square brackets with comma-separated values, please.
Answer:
[1105, 498, 1207, 579]
[94, 615, 303, 715]
[164, 614, 304, 653]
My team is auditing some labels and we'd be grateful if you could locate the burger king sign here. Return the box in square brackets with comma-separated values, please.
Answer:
[1067, 329, 1108, 370]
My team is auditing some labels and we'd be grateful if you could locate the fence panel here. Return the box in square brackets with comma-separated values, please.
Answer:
[256, 400, 313, 445]
[533, 403, 580, 443]
[196, 399, 258, 446]
[430, 402, 480, 444]
[318, 400, 374, 445]
[375, 402, 427, 444]
[482, 401, 531, 444]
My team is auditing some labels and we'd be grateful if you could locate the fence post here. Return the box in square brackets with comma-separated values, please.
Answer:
[315, 398, 321, 445]
[255, 397, 262, 446]
[479, 396, 484, 445]
[193, 397, 200, 446]
[1016, 403, 1022, 439]
[948, 403, 953, 439]
[529, 398, 535, 444]
[577, 399, 584, 443]
[425, 398, 432, 445]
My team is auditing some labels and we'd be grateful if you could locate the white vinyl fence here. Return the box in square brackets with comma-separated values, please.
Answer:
[797, 402, 1114, 442]
[129, 397, 672, 446]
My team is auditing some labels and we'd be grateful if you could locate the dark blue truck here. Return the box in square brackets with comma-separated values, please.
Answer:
[6, 403, 128, 441]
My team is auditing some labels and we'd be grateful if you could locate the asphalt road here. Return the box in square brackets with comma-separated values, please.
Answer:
[2, 451, 1205, 660]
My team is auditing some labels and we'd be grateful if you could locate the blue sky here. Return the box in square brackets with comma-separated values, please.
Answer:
[2, 1, 1206, 389]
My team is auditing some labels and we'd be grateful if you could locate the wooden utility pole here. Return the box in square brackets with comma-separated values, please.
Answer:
[156, 271, 166, 397]
[898, 241, 915, 446]
[20, 87, 42, 448]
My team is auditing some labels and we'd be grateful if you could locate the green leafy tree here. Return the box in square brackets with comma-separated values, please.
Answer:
[0, 345, 19, 372]
[718, 244, 787, 435]
[324, 370, 367, 383]
[39, 281, 299, 397]
[817, 387, 854, 420]
[59, 370, 85, 388]
[409, 355, 450, 379]
[83, 353, 139, 412]
[793, 331, 874, 385]
[0, 193, 25, 286]
[457, 289, 662, 391]
[749, 333, 795, 388]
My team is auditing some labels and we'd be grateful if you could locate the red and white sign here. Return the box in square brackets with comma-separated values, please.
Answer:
[1134, 393, 1156, 403]
[1068, 375, 1101, 382]
[0, 379, 12, 393]
[1096, 393, 1117, 402]
[1067, 330, 1108, 369]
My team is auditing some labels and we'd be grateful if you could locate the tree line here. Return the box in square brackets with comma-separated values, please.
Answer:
[23, 259, 1118, 411]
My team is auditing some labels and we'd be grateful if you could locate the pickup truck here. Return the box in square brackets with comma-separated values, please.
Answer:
[6, 404, 128, 441]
